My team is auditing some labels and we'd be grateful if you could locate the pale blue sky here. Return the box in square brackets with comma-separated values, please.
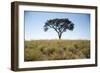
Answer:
[24, 11, 90, 40]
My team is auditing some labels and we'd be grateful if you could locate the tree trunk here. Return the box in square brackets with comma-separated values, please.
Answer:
[58, 33, 62, 39]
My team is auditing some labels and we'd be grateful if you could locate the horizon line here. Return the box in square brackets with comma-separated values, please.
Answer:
[24, 39, 90, 41]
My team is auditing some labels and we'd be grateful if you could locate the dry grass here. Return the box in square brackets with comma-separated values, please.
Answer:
[24, 40, 90, 61]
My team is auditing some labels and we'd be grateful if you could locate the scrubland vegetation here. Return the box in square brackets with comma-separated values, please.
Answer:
[24, 40, 90, 61]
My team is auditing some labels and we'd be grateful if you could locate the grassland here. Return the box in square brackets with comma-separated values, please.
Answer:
[24, 40, 90, 61]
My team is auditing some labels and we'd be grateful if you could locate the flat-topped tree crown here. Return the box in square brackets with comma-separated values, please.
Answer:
[44, 18, 74, 39]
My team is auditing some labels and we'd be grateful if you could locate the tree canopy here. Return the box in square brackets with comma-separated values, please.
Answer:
[44, 18, 74, 39]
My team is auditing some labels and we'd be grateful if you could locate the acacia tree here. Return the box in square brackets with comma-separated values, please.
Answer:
[44, 18, 74, 39]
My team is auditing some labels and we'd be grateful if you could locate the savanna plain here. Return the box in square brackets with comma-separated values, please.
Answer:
[24, 40, 90, 61]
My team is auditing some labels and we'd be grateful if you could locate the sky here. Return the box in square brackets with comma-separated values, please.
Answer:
[24, 11, 90, 40]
